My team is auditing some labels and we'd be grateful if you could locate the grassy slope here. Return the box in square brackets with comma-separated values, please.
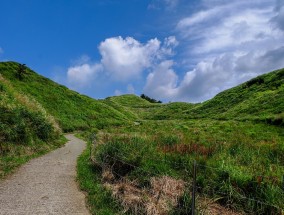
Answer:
[127, 68, 284, 123]
[1, 61, 283, 213]
[105, 94, 153, 107]
[102, 94, 164, 120]
[191, 68, 284, 121]
[94, 69, 284, 214]
[93, 119, 284, 213]
[0, 73, 65, 178]
[0, 62, 135, 132]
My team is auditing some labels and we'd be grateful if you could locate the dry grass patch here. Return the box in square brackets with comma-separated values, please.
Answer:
[197, 198, 244, 215]
[102, 169, 185, 215]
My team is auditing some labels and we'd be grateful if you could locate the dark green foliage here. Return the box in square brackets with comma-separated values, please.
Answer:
[16, 63, 27, 80]
[246, 76, 265, 87]
[0, 104, 57, 146]
[140, 93, 162, 103]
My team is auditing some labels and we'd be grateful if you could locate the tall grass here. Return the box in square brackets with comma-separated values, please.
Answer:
[91, 119, 284, 214]
[0, 74, 64, 178]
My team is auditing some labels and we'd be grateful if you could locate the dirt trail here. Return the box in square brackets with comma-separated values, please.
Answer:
[0, 134, 90, 215]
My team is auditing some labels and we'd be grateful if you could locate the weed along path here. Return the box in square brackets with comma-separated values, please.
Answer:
[0, 134, 90, 215]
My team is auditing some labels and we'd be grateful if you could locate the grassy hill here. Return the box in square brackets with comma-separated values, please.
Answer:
[119, 68, 284, 124]
[90, 69, 284, 214]
[0, 72, 63, 178]
[0, 61, 136, 179]
[103, 94, 165, 120]
[105, 94, 153, 107]
[0, 62, 135, 132]
[1, 61, 283, 214]
[190, 68, 284, 122]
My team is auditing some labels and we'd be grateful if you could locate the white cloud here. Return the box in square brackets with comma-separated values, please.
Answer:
[99, 36, 161, 81]
[170, 0, 284, 102]
[159, 36, 179, 57]
[144, 60, 178, 100]
[176, 54, 241, 102]
[66, 36, 179, 94]
[65, 1, 284, 103]
[67, 62, 102, 87]
[164, 36, 179, 47]
[178, 4, 278, 55]
[98, 36, 178, 81]
[177, 6, 224, 29]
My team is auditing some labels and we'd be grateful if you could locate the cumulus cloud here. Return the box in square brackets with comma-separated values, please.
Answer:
[66, 36, 178, 91]
[177, 54, 249, 102]
[170, 0, 284, 102]
[142, 0, 284, 103]
[144, 60, 178, 100]
[67, 62, 102, 87]
[98, 36, 179, 81]
[159, 36, 179, 57]
[66, 1, 284, 102]
[99, 36, 161, 81]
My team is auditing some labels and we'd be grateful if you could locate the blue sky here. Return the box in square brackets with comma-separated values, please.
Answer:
[1, 0, 284, 102]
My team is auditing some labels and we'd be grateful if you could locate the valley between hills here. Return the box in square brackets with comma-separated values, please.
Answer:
[0, 61, 283, 214]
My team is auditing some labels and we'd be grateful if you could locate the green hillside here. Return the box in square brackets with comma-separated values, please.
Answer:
[105, 94, 153, 107]
[0, 73, 63, 178]
[103, 94, 164, 119]
[88, 69, 284, 214]
[191, 68, 284, 122]
[1, 61, 283, 214]
[0, 62, 135, 132]
[128, 68, 284, 124]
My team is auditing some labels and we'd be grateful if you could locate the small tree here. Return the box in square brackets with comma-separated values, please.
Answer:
[17, 63, 26, 80]
[140, 94, 162, 103]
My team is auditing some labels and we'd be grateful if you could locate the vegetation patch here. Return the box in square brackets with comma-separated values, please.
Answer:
[1, 62, 283, 214]
[0, 73, 64, 178]
[91, 119, 284, 214]
[76, 134, 124, 215]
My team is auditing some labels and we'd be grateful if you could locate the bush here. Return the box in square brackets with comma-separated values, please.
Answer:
[140, 94, 162, 103]
[246, 77, 265, 88]
[0, 106, 57, 144]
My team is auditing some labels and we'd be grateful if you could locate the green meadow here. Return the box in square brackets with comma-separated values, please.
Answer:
[0, 61, 283, 214]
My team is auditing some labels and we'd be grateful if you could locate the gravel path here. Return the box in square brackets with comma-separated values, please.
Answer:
[0, 134, 90, 215]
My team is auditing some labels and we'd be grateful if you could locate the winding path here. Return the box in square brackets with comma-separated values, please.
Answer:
[0, 134, 90, 215]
